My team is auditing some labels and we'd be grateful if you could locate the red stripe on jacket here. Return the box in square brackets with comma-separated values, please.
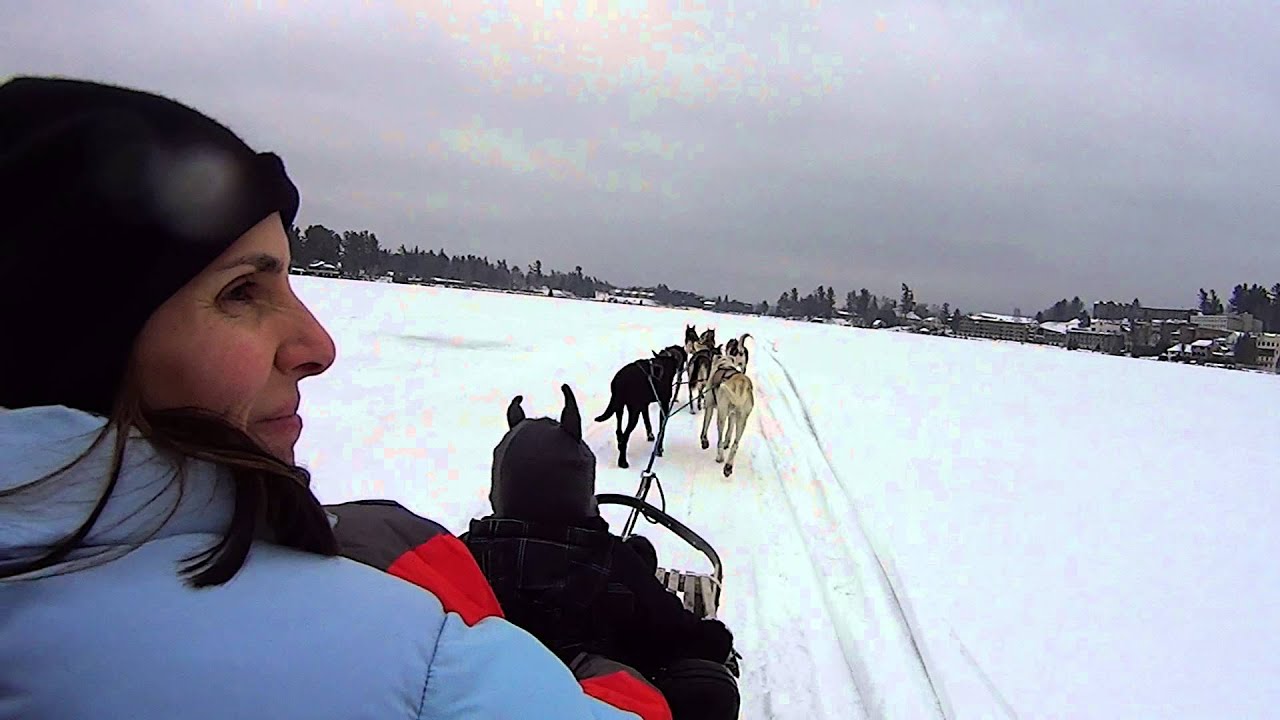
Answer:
[386, 533, 504, 627]
[580, 673, 674, 720]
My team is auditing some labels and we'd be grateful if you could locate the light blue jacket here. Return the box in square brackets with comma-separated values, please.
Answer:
[0, 405, 646, 719]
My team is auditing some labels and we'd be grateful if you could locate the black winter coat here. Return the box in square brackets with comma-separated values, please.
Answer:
[461, 515, 733, 676]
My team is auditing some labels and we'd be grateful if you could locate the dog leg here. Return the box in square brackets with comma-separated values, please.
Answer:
[692, 362, 707, 413]
[721, 410, 739, 476]
[713, 403, 727, 464]
[700, 387, 716, 449]
[655, 394, 670, 457]
[723, 396, 753, 477]
[696, 363, 706, 409]
[619, 406, 641, 469]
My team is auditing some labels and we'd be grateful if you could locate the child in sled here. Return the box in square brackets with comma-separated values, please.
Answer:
[461, 384, 742, 720]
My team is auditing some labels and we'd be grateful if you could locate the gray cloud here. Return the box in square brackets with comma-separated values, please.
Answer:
[5, 1, 1278, 312]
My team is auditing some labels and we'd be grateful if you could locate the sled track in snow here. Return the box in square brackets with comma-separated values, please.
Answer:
[760, 343, 1019, 720]
[761, 345, 951, 720]
[750, 401, 875, 718]
[950, 626, 1022, 720]
[747, 346, 946, 719]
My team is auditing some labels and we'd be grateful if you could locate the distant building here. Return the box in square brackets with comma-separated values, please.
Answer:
[1254, 333, 1280, 369]
[1190, 339, 1218, 362]
[619, 288, 656, 301]
[957, 312, 1037, 342]
[1144, 307, 1196, 322]
[1036, 319, 1079, 347]
[429, 276, 471, 289]
[291, 260, 340, 278]
[1093, 301, 1135, 321]
[1093, 301, 1194, 323]
[1165, 338, 1229, 363]
[599, 288, 658, 306]
[1067, 321, 1126, 354]
[1153, 320, 1198, 346]
[1190, 312, 1264, 334]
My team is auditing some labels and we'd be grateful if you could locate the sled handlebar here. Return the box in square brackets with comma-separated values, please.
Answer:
[595, 493, 723, 583]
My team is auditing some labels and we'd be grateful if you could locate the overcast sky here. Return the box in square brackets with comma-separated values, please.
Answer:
[5, 1, 1278, 312]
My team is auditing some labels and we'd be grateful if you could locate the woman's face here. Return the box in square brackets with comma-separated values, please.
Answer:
[133, 213, 335, 463]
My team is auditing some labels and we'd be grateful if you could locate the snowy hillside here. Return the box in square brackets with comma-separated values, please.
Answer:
[293, 276, 1280, 719]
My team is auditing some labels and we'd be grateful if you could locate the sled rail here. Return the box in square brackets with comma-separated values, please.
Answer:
[596, 493, 723, 618]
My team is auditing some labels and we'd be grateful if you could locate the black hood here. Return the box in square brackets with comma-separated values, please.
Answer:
[490, 384, 598, 523]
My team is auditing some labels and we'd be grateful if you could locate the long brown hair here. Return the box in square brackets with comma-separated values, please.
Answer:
[0, 374, 338, 587]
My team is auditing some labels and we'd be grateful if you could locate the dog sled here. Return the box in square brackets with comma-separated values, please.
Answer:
[597, 475, 724, 620]
[598, 490, 723, 621]
[598, 476, 743, 676]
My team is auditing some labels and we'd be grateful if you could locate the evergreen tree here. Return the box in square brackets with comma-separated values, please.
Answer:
[1208, 289, 1223, 314]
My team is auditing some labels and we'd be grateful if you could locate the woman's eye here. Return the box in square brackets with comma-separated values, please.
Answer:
[223, 280, 258, 304]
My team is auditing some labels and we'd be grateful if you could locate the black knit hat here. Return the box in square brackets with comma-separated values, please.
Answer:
[0, 76, 300, 415]
[490, 384, 598, 523]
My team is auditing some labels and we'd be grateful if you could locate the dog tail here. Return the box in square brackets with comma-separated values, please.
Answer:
[594, 392, 622, 422]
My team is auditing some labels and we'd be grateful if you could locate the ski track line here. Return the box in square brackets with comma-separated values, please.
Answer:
[753, 358, 945, 719]
[739, 528, 783, 720]
[751, 397, 875, 719]
[763, 343, 1021, 720]
[760, 344, 952, 720]
[949, 624, 1023, 720]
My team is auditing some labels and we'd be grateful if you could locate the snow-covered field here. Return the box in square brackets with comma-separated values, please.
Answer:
[293, 276, 1280, 719]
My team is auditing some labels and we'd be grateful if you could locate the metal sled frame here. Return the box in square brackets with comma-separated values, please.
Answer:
[596, 492, 724, 619]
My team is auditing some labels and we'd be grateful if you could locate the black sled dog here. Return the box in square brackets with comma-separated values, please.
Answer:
[595, 352, 681, 468]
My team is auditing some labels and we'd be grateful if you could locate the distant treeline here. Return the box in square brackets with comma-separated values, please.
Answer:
[291, 222, 1280, 333]
[288, 224, 608, 299]
[287, 223, 962, 324]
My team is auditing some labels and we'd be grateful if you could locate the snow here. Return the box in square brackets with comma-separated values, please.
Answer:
[970, 312, 1037, 325]
[1038, 320, 1079, 335]
[291, 276, 1280, 719]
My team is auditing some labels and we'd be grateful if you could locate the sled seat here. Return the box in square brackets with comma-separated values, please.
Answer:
[656, 566, 721, 620]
